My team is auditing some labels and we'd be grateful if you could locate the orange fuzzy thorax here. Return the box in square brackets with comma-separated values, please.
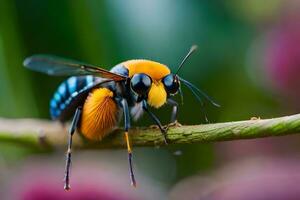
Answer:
[122, 59, 170, 80]
[80, 88, 119, 141]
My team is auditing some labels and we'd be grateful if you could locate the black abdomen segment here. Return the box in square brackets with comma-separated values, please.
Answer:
[50, 76, 96, 121]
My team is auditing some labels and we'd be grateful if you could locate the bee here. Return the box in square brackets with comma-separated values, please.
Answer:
[23, 45, 219, 190]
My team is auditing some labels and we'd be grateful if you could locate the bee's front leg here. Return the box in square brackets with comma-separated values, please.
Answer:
[142, 100, 168, 144]
[166, 99, 182, 128]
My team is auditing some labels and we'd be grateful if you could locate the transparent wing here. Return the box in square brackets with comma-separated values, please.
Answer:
[23, 54, 127, 81]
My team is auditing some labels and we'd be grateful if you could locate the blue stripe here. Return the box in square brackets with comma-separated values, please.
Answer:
[86, 75, 93, 86]
[67, 77, 77, 94]
[58, 83, 67, 98]
[50, 99, 57, 108]
[54, 93, 61, 102]
[60, 103, 66, 110]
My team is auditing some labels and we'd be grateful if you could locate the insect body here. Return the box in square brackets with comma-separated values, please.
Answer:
[24, 46, 219, 190]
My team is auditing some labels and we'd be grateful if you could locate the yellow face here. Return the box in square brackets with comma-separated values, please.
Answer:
[147, 81, 167, 108]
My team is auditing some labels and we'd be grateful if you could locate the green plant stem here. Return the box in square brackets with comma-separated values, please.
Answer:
[0, 114, 300, 150]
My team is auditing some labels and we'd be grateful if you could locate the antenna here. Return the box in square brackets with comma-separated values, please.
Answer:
[179, 77, 220, 107]
[175, 45, 198, 75]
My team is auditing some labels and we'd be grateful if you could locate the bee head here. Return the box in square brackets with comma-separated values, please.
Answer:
[130, 72, 181, 108]
[129, 45, 200, 108]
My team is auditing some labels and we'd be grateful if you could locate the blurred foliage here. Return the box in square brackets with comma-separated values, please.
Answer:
[0, 0, 296, 190]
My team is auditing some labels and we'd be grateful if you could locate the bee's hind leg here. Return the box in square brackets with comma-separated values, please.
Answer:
[121, 99, 136, 187]
[64, 106, 82, 191]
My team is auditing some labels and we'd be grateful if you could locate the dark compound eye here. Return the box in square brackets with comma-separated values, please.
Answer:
[162, 74, 180, 94]
[130, 73, 152, 95]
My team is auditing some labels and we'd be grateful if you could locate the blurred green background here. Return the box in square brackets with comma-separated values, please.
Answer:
[1, 0, 300, 199]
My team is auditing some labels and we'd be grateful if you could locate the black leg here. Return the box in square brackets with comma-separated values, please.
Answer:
[121, 99, 136, 187]
[64, 106, 82, 191]
[167, 99, 178, 123]
[142, 100, 168, 144]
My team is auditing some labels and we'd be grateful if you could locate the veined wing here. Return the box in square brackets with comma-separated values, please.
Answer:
[23, 54, 127, 81]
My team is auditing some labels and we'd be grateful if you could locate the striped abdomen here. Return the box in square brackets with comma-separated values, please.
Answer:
[50, 75, 97, 121]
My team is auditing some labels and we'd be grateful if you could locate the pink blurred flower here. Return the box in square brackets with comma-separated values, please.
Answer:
[169, 158, 300, 200]
[264, 13, 300, 106]
[13, 163, 138, 200]
[22, 182, 123, 200]
[7, 152, 166, 200]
